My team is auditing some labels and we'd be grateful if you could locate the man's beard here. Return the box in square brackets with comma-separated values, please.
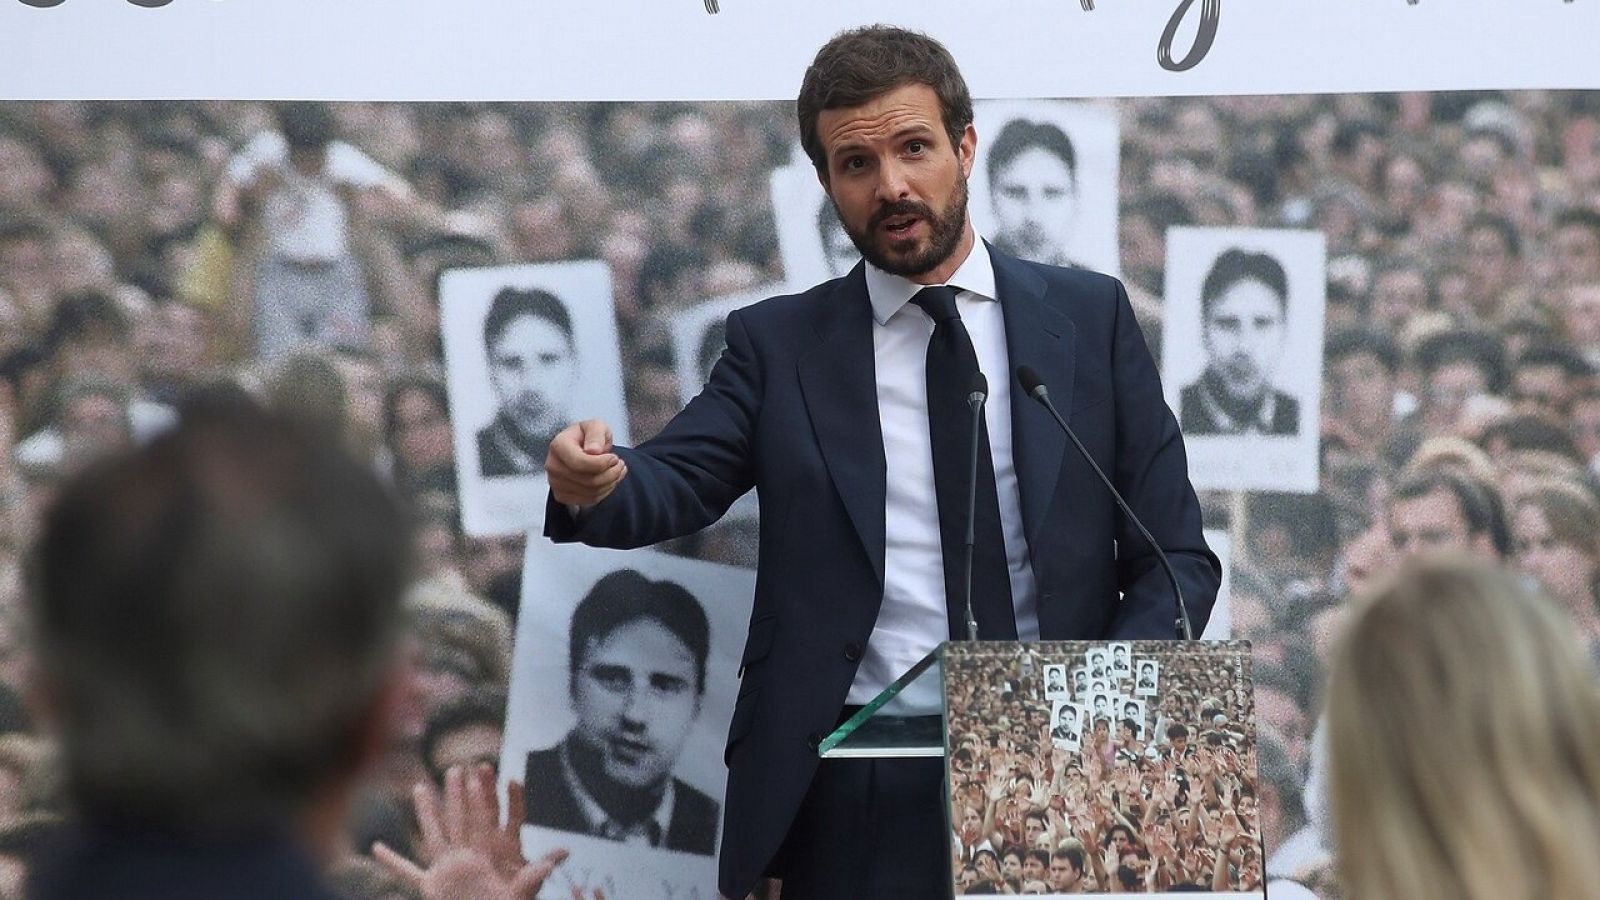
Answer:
[837, 175, 969, 278]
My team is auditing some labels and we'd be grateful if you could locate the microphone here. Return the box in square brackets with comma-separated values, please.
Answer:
[1015, 365, 1195, 640]
[962, 371, 987, 642]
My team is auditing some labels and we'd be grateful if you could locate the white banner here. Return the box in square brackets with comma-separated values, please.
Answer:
[1, 0, 1598, 100]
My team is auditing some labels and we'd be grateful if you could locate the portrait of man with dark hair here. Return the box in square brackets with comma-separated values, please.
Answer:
[477, 286, 578, 477]
[523, 568, 720, 856]
[1179, 247, 1300, 436]
[987, 117, 1083, 268]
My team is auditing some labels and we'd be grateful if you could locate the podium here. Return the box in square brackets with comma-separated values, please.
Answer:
[821, 640, 1266, 898]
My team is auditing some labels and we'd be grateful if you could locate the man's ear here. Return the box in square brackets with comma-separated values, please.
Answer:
[958, 123, 978, 180]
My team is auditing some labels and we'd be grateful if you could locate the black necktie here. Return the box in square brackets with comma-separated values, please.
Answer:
[908, 286, 1018, 640]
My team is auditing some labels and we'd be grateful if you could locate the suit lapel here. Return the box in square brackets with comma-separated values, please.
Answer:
[992, 247, 1075, 554]
[797, 267, 887, 585]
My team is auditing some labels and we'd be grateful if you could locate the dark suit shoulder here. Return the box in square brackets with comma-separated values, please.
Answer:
[731, 275, 854, 330]
[522, 746, 585, 833]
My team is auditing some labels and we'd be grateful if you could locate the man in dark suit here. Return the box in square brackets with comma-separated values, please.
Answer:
[524, 569, 720, 856]
[544, 26, 1218, 900]
[1178, 247, 1301, 436]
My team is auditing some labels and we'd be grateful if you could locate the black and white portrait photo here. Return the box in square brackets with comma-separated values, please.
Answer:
[1050, 700, 1085, 752]
[1109, 641, 1133, 679]
[970, 100, 1120, 277]
[1071, 667, 1089, 697]
[1087, 647, 1109, 680]
[1043, 663, 1069, 700]
[503, 542, 755, 895]
[771, 161, 858, 286]
[1163, 228, 1327, 493]
[440, 261, 629, 535]
[1135, 660, 1161, 697]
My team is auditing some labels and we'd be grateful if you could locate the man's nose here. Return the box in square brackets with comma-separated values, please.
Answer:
[875, 158, 911, 203]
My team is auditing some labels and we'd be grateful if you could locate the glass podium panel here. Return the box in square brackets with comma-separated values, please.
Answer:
[817, 644, 950, 758]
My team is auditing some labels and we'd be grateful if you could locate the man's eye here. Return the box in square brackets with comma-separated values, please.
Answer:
[907, 140, 927, 154]
[650, 674, 690, 693]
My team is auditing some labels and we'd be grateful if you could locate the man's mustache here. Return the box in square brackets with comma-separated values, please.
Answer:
[869, 199, 936, 230]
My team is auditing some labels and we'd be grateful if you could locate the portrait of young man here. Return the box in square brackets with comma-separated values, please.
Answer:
[523, 568, 720, 857]
[544, 25, 1217, 899]
[987, 117, 1084, 269]
[1178, 247, 1300, 437]
[477, 286, 578, 478]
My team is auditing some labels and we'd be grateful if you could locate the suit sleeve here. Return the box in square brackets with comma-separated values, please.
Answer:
[546, 308, 761, 548]
[1105, 279, 1221, 638]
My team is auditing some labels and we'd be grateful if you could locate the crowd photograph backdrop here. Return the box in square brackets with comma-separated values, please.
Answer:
[1, 3, 1600, 898]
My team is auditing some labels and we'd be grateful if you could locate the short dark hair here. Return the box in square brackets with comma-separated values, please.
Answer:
[1390, 467, 1510, 557]
[987, 118, 1077, 186]
[482, 287, 573, 349]
[46, 289, 131, 350]
[1025, 848, 1051, 869]
[420, 687, 506, 781]
[1415, 328, 1508, 394]
[28, 402, 410, 828]
[1200, 248, 1288, 318]
[276, 102, 336, 151]
[1166, 723, 1190, 741]
[1468, 212, 1522, 259]
[1052, 845, 1086, 874]
[797, 25, 973, 174]
[1325, 327, 1401, 374]
[1515, 342, 1593, 379]
[568, 569, 710, 695]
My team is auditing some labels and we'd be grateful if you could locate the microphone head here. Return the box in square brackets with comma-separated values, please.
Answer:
[1016, 365, 1048, 400]
[968, 371, 988, 399]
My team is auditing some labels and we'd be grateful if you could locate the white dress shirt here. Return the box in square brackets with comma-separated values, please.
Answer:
[847, 239, 1041, 713]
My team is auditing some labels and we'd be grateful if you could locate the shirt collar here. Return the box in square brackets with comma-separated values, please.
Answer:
[557, 740, 677, 843]
[864, 236, 999, 326]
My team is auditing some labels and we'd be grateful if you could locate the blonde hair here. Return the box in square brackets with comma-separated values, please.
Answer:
[1327, 556, 1600, 900]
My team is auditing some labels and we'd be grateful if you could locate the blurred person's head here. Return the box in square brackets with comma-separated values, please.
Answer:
[26, 404, 411, 844]
[419, 687, 504, 785]
[1198, 248, 1290, 407]
[1570, 388, 1600, 463]
[482, 287, 576, 445]
[461, 532, 524, 599]
[275, 102, 337, 173]
[383, 375, 453, 483]
[45, 289, 134, 386]
[1479, 409, 1584, 465]
[1463, 214, 1522, 314]
[987, 118, 1079, 266]
[403, 584, 512, 722]
[1414, 328, 1507, 431]
[1509, 343, 1589, 418]
[797, 26, 976, 282]
[565, 569, 709, 791]
[1552, 207, 1600, 286]
[1367, 260, 1431, 332]
[1560, 281, 1600, 348]
[1513, 480, 1600, 626]
[1327, 556, 1600, 900]
[1338, 525, 1396, 599]
[136, 299, 211, 401]
[1325, 327, 1400, 432]
[1386, 467, 1506, 560]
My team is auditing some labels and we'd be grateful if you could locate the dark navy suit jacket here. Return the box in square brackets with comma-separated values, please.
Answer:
[547, 247, 1219, 898]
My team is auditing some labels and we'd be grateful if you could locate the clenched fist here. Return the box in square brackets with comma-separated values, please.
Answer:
[546, 419, 628, 506]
